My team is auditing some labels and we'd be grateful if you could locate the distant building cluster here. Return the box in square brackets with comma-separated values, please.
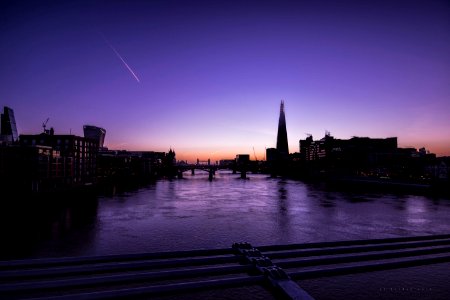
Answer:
[297, 132, 446, 181]
[19, 133, 98, 188]
[264, 101, 449, 187]
[0, 104, 448, 195]
[0, 106, 177, 194]
[300, 133, 399, 164]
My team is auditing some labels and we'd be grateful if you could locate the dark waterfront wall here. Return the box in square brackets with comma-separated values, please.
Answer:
[0, 193, 99, 259]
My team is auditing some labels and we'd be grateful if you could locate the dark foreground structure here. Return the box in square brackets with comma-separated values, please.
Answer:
[1, 234, 450, 300]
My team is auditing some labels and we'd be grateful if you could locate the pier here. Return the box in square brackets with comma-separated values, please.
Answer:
[1, 234, 450, 299]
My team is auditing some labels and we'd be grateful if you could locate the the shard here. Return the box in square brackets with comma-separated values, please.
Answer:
[276, 100, 289, 155]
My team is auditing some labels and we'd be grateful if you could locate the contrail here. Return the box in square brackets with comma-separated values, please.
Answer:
[101, 34, 140, 83]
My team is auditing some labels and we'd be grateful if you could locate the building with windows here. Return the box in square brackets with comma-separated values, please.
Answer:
[0, 106, 18, 143]
[299, 132, 404, 178]
[83, 125, 106, 150]
[20, 133, 98, 185]
[300, 133, 398, 164]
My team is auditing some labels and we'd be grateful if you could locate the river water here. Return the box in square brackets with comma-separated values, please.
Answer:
[2, 171, 450, 299]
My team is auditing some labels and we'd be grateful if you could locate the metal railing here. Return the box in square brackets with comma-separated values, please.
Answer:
[1, 234, 450, 299]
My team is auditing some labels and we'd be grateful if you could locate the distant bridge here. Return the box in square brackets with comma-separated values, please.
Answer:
[176, 162, 249, 180]
[2, 234, 450, 299]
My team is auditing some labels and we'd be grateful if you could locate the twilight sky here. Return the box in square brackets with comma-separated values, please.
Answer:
[1, 0, 449, 161]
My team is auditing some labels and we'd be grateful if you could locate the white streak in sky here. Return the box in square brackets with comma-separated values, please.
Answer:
[101, 34, 140, 83]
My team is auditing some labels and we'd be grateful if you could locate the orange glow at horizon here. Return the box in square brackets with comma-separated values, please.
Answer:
[175, 149, 268, 163]
[398, 140, 450, 158]
[107, 139, 450, 162]
[106, 141, 271, 162]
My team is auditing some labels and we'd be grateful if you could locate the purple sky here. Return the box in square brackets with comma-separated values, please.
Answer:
[1, 0, 449, 161]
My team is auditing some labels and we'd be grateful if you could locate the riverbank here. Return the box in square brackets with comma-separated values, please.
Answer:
[322, 176, 449, 197]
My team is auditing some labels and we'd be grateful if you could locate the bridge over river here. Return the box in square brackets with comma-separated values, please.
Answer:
[176, 162, 250, 180]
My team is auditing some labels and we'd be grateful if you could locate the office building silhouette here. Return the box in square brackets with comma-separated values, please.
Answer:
[83, 125, 106, 149]
[0, 106, 18, 143]
[276, 100, 289, 156]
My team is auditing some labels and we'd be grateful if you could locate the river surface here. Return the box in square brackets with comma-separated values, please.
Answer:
[2, 171, 450, 299]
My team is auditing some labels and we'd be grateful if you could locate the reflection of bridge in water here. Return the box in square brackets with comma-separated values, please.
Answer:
[176, 161, 249, 180]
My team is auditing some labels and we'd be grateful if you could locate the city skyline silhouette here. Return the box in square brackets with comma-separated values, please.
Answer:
[1, 3, 450, 297]
[1, 1, 449, 161]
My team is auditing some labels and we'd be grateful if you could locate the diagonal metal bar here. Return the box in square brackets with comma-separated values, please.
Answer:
[276, 245, 450, 269]
[0, 264, 250, 293]
[265, 238, 450, 259]
[289, 254, 450, 280]
[25, 275, 265, 300]
[0, 255, 238, 280]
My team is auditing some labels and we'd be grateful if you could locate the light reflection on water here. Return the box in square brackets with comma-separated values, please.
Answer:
[2, 172, 450, 299]
[91, 172, 450, 257]
[2, 171, 450, 259]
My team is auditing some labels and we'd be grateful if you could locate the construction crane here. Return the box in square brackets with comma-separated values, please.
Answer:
[253, 146, 258, 161]
[42, 118, 49, 133]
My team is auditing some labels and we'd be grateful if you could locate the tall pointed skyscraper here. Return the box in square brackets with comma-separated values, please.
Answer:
[276, 100, 289, 155]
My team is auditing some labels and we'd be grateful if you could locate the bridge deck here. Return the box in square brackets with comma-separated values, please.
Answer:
[1, 234, 450, 299]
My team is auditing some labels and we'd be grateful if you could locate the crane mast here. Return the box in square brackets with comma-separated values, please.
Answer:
[42, 118, 49, 134]
[253, 147, 258, 161]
